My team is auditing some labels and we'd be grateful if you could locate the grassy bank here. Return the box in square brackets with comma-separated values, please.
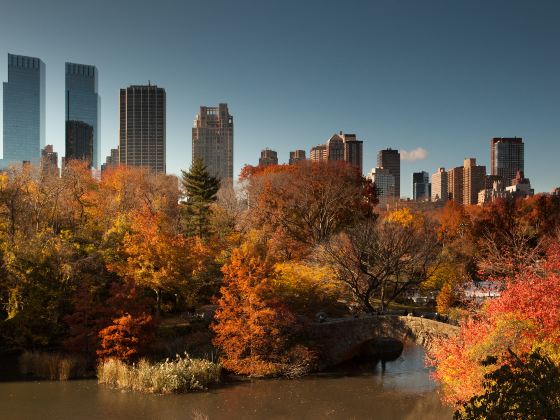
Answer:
[19, 351, 87, 380]
[97, 353, 221, 394]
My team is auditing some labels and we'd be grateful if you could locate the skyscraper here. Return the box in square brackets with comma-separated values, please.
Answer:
[66, 120, 93, 167]
[341, 133, 363, 175]
[326, 134, 344, 161]
[41, 144, 58, 175]
[101, 148, 119, 174]
[289, 150, 306, 164]
[259, 149, 278, 167]
[119, 85, 166, 173]
[2, 54, 45, 166]
[368, 167, 395, 202]
[490, 137, 524, 186]
[192, 103, 233, 181]
[431, 167, 448, 202]
[65, 62, 100, 168]
[447, 166, 464, 204]
[412, 171, 431, 201]
[463, 158, 486, 206]
[377, 149, 400, 198]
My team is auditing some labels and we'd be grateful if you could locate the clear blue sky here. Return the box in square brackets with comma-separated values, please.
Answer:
[1, 0, 559, 197]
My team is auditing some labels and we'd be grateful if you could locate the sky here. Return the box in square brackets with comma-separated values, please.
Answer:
[0, 0, 559, 197]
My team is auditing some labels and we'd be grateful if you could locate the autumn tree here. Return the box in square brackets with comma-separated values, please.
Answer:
[429, 242, 560, 406]
[273, 260, 345, 317]
[323, 212, 440, 312]
[456, 350, 560, 420]
[243, 161, 374, 255]
[96, 313, 155, 361]
[109, 208, 210, 317]
[212, 235, 306, 377]
[181, 158, 220, 238]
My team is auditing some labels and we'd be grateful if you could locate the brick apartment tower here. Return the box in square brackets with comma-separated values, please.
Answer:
[463, 158, 486, 205]
[447, 166, 464, 204]
[259, 149, 278, 167]
[289, 150, 306, 164]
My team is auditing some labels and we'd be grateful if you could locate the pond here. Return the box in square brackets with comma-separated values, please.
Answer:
[0, 344, 453, 419]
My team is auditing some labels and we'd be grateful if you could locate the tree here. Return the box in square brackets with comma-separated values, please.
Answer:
[181, 158, 220, 238]
[429, 242, 560, 406]
[212, 236, 300, 377]
[273, 260, 344, 317]
[111, 209, 210, 318]
[323, 214, 440, 312]
[97, 313, 155, 361]
[456, 350, 560, 420]
[243, 161, 374, 252]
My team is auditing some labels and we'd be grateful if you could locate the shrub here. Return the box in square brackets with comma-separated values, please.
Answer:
[97, 353, 221, 394]
[19, 351, 87, 380]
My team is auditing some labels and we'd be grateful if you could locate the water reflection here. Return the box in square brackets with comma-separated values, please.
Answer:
[0, 345, 452, 420]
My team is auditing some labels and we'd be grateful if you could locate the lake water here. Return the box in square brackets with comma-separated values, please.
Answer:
[0, 345, 453, 419]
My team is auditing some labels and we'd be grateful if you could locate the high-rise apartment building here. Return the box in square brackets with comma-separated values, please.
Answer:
[289, 150, 306, 164]
[309, 132, 363, 173]
[377, 149, 400, 198]
[119, 85, 166, 173]
[41, 144, 58, 175]
[310, 144, 327, 162]
[101, 148, 119, 174]
[490, 137, 524, 186]
[66, 120, 93, 167]
[368, 167, 395, 201]
[326, 134, 344, 161]
[2, 54, 45, 166]
[341, 133, 363, 174]
[412, 171, 431, 201]
[447, 166, 464, 204]
[192, 103, 233, 181]
[65, 62, 100, 168]
[431, 167, 448, 202]
[463, 158, 486, 206]
[259, 149, 278, 167]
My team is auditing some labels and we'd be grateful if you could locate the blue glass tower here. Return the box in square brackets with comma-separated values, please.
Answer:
[2, 53, 45, 166]
[65, 62, 100, 168]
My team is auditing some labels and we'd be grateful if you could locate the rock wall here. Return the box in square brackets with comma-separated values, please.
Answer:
[306, 315, 459, 367]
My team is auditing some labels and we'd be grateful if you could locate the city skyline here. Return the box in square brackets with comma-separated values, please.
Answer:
[0, 0, 559, 196]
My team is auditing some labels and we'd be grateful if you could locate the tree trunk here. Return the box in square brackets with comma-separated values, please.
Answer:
[155, 289, 161, 319]
[380, 282, 386, 313]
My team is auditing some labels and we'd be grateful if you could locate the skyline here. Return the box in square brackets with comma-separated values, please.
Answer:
[0, 0, 559, 196]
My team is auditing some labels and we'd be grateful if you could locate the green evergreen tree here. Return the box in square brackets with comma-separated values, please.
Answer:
[180, 158, 220, 238]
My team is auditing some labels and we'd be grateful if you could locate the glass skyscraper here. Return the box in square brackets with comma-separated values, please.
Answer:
[2, 53, 45, 166]
[65, 62, 100, 168]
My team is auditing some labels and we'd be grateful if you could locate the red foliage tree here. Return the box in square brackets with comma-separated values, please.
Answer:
[429, 242, 560, 406]
[96, 313, 156, 361]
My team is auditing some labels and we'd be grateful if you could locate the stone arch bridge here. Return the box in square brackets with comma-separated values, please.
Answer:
[307, 315, 459, 367]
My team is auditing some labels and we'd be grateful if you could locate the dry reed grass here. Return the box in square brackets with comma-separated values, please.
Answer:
[19, 351, 87, 380]
[97, 353, 220, 394]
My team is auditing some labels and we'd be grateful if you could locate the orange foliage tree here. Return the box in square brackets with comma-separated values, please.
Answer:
[109, 208, 210, 317]
[212, 237, 301, 377]
[242, 161, 375, 255]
